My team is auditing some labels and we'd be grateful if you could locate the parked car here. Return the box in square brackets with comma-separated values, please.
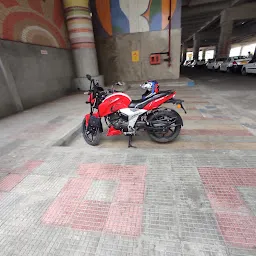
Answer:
[241, 59, 256, 75]
[183, 60, 192, 67]
[191, 59, 206, 68]
[220, 56, 251, 73]
[207, 58, 226, 71]
[206, 59, 214, 69]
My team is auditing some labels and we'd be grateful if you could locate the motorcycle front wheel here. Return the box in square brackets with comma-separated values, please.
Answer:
[147, 110, 182, 143]
[82, 118, 101, 146]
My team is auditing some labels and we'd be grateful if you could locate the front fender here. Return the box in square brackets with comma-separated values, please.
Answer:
[84, 113, 103, 133]
[85, 112, 99, 126]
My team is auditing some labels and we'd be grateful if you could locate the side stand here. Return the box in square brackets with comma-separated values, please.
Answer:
[128, 135, 136, 148]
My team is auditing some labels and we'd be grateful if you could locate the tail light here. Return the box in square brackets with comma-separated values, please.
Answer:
[233, 61, 237, 65]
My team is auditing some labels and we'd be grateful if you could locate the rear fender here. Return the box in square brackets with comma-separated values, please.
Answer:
[149, 108, 183, 126]
[169, 109, 183, 126]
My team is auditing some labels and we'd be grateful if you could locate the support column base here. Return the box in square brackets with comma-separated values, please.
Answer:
[73, 75, 104, 91]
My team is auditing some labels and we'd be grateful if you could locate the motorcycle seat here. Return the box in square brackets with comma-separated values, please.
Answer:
[129, 91, 173, 109]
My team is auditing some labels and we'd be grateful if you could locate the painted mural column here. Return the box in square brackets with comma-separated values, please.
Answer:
[63, 0, 102, 89]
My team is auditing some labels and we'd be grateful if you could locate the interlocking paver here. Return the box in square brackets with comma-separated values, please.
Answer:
[143, 205, 179, 240]
[182, 242, 229, 256]
[0, 82, 256, 255]
[179, 207, 225, 244]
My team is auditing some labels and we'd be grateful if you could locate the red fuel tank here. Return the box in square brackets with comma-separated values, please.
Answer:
[98, 93, 131, 117]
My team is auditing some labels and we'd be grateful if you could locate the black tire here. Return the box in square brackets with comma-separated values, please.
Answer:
[227, 67, 232, 73]
[82, 118, 101, 146]
[147, 110, 182, 143]
[241, 68, 247, 76]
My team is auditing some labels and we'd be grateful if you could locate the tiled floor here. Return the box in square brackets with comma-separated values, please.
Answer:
[0, 74, 256, 255]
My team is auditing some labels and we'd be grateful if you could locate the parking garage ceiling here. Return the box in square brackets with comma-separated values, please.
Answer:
[182, 0, 256, 47]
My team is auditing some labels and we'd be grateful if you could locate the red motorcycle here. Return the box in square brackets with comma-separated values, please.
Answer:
[82, 75, 186, 148]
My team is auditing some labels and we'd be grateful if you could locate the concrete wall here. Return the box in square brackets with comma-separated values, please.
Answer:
[0, 40, 75, 118]
[96, 29, 181, 84]
[0, 61, 17, 118]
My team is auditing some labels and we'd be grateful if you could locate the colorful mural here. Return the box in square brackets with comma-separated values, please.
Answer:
[142, 0, 177, 30]
[63, 0, 95, 49]
[0, 0, 69, 48]
[91, 0, 181, 37]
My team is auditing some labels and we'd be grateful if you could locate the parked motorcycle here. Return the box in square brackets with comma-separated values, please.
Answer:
[82, 75, 186, 148]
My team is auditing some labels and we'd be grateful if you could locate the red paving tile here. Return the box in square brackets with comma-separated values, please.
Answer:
[0, 174, 25, 192]
[15, 160, 44, 174]
[0, 161, 43, 192]
[42, 178, 92, 226]
[181, 129, 253, 136]
[183, 116, 232, 120]
[114, 181, 145, 204]
[78, 163, 146, 182]
[11, 124, 62, 139]
[199, 167, 256, 248]
[72, 201, 111, 231]
[105, 203, 142, 237]
[216, 213, 256, 248]
[42, 164, 146, 237]
[78, 163, 120, 180]
[184, 101, 210, 104]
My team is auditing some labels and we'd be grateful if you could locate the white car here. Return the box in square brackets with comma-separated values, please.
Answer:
[191, 59, 205, 68]
[219, 56, 251, 73]
[241, 59, 256, 75]
[206, 59, 214, 69]
[183, 60, 192, 66]
[207, 58, 226, 71]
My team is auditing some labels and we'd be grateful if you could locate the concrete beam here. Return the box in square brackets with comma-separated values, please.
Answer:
[199, 31, 220, 40]
[182, 0, 237, 18]
[227, 2, 256, 21]
[233, 23, 256, 37]
[183, 0, 246, 42]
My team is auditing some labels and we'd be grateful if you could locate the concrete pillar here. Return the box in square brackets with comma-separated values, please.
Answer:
[193, 33, 200, 60]
[202, 50, 206, 60]
[217, 10, 233, 58]
[182, 43, 188, 63]
[63, 0, 103, 90]
[253, 46, 256, 60]
[239, 45, 243, 56]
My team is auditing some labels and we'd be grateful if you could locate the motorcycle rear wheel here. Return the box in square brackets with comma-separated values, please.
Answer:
[82, 118, 101, 146]
[147, 110, 181, 143]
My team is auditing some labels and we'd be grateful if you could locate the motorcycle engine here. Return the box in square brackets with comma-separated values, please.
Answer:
[108, 112, 129, 132]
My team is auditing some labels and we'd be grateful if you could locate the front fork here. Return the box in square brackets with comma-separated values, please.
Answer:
[85, 112, 103, 133]
[85, 113, 123, 136]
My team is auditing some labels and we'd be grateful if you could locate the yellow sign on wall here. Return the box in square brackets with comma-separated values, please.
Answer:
[132, 50, 140, 62]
